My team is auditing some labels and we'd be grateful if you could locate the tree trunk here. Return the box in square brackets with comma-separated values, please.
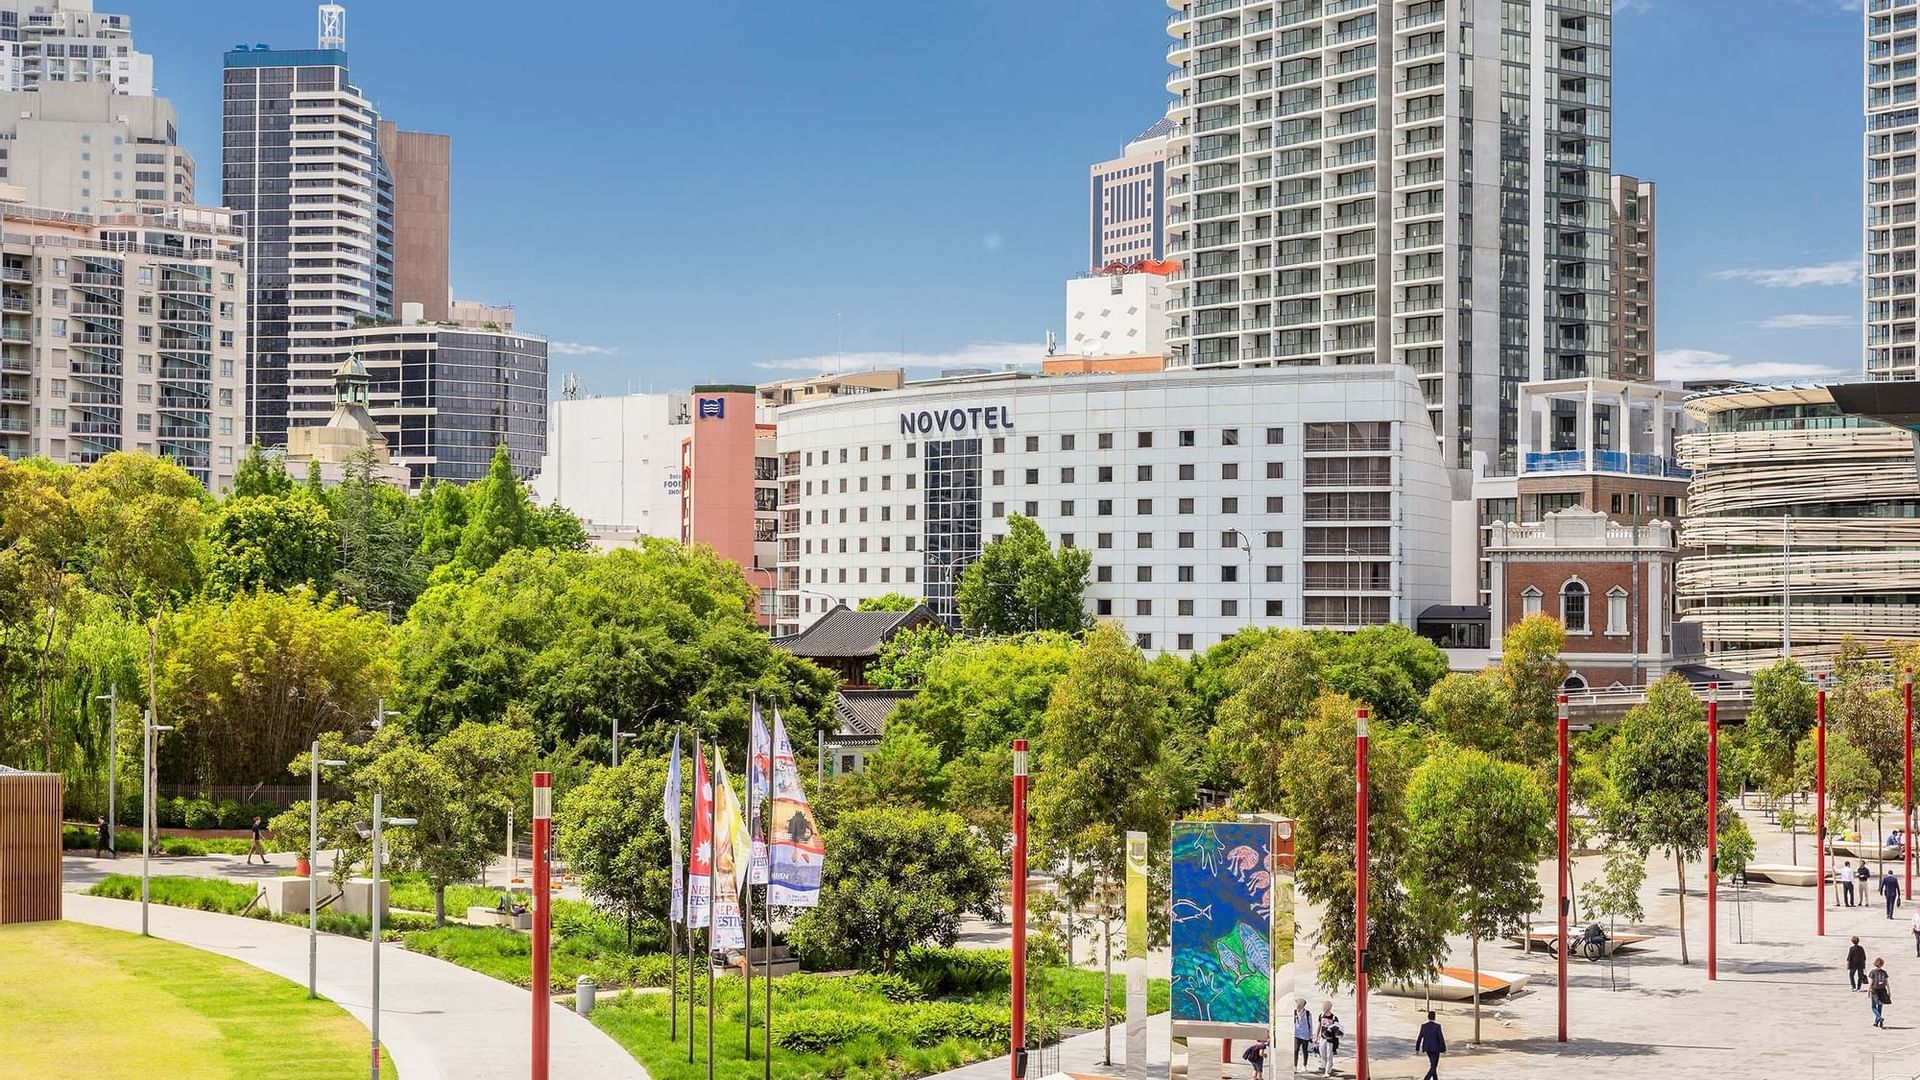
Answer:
[1102, 908, 1114, 1066]
[1675, 853, 1689, 965]
[1879, 812, 1887, 876]
[434, 883, 447, 927]
[1471, 935, 1482, 1045]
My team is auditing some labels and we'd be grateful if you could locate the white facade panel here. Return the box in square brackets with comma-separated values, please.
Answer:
[531, 392, 692, 541]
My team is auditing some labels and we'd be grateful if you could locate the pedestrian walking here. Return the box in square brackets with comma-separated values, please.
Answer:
[246, 816, 268, 865]
[1291, 1000, 1313, 1072]
[1911, 906, 1920, 957]
[93, 816, 111, 858]
[1860, 862, 1875, 907]
[1315, 1002, 1342, 1076]
[1870, 958, 1892, 1028]
[1851, 936, 1870, 991]
[1885, 868, 1903, 919]
[1845, 861, 1858, 907]
[1416, 1010, 1446, 1080]
[1241, 1038, 1269, 1080]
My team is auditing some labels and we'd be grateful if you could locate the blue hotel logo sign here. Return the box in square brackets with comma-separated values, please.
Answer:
[696, 397, 726, 420]
[900, 405, 1013, 437]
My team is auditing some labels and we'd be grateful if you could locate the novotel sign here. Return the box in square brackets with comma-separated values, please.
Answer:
[899, 405, 1014, 437]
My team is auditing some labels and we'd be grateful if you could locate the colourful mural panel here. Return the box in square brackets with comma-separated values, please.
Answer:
[1171, 821, 1275, 1027]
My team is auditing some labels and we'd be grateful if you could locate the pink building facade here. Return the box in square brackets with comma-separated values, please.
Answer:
[680, 386, 779, 625]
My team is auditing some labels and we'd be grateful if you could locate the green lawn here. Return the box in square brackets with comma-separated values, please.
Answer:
[0, 920, 394, 1080]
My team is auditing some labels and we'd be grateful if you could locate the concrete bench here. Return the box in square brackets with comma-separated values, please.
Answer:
[466, 905, 531, 930]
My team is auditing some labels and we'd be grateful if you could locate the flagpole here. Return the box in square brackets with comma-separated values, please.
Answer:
[670, 729, 681, 1043]
[745, 700, 755, 1061]
[707, 744, 717, 1080]
[689, 733, 699, 1066]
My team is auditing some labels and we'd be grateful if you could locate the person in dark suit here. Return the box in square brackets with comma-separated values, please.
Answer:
[1415, 1011, 1446, 1080]
[1849, 936, 1870, 991]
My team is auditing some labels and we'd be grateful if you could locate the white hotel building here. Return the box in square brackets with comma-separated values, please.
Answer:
[773, 364, 1451, 649]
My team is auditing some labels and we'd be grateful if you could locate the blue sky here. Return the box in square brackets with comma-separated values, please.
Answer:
[118, 0, 1866, 393]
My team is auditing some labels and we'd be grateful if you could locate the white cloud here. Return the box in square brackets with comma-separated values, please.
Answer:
[550, 341, 622, 357]
[755, 340, 1038, 374]
[1655, 347, 1850, 383]
[1758, 313, 1856, 330]
[1710, 260, 1859, 288]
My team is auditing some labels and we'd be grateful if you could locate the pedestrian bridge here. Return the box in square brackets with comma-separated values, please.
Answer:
[1562, 683, 1754, 728]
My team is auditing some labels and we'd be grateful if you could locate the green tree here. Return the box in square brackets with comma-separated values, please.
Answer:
[1031, 624, 1170, 1051]
[525, 502, 591, 554]
[865, 623, 952, 690]
[359, 721, 533, 925]
[554, 753, 679, 948]
[787, 807, 999, 971]
[204, 492, 337, 597]
[1424, 671, 1517, 759]
[0, 457, 85, 770]
[1211, 630, 1321, 811]
[395, 542, 835, 753]
[231, 443, 293, 498]
[1499, 613, 1569, 765]
[156, 588, 393, 786]
[1747, 658, 1815, 787]
[415, 479, 469, 572]
[856, 592, 920, 612]
[1317, 625, 1449, 729]
[330, 448, 424, 616]
[1718, 812, 1757, 885]
[1600, 675, 1708, 964]
[1406, 746, 1553, 1043]
[955, 513, 1091, 635]
[1280, 692, 1446, 990]
[858, 719, 946, 808]
[453, 445, 530, 574]
[71, 452, 208, 738]
[887, 632, 1078, 761]
[1831, 653, 1904, 863]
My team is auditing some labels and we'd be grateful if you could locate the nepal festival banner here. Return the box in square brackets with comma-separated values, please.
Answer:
[768, 710, 824, 907]
[748, 702, 772, 886]
[1171, 821, 1275, 1037]
[687, 744, 712, 930]
[712, 750, 751, 950]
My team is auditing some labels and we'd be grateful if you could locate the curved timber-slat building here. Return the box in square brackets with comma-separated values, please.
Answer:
[1676, 384, 1920, 663]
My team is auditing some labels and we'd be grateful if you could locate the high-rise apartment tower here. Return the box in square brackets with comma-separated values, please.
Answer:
[1868, 1, 1920, 380]
[1163, 0, 1615, 475]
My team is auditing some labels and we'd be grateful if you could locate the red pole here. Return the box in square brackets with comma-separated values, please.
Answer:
[1355, 708, 1370, 1080]
[1905, 668, 1913, 900]
[1707, 682, 1719, 981]
[532, 771, 552, 1080]
[1010, 739, 1028, 1080]
[1817, 674, 1828, 938]
[1556, 693, 1568, 1042]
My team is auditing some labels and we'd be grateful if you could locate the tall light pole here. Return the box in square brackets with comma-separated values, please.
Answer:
[1706, 682, 1719, 981]
[1556, 693, 1569, 1042]
[95, 685, 117, 855]
[1229, 529, 1254, 628]
[1355, 707, 1371, 1080]
[1010, 739, 1029, 1080]
[533, 771, 554, 1080]
[1817, 672, 1828, 937]
[309, 741, 347, 999]
[1906, 668, 1914, 900]
[610, 718, 637, 767]
[141, 709, 174, 937]
[366, 793, 415, 1080]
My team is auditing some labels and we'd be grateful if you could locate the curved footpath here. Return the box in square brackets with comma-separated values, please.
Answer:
[65, 894, 650, 1080]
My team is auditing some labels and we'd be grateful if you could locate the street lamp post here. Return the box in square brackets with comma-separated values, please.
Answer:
[1229, 529, 1254, 629]
[1707, 682, 1719, 981]
[1817, 672, 1828, 937]
[1556, 693, 1569, 1042]
[610, 719, 637, 767]
[367, 793, 415, 1080]
[309, 741, 348, 999]
[141, 709, 174, 937]
[95, 685, 117, 856]
[1905, 668, 1914, 900]
[1010, 739, 1029, 1080]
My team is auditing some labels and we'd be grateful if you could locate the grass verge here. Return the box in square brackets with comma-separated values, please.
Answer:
[84, 874, 436, 940]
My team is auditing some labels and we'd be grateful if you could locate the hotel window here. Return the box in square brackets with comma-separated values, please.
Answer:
[1098, 499, 1113, 515]
[1061, 499, 1076, 515]
[1178, 599, 1194, 616]
[1136, 633, 1152, 650]
[1266, 462, 1284, 479]
[1025, 436, 1039, 452]
[1178, 565, 1195, 583]
[1266, 565, 1283, 582]
[992, 470, 1004, 485]
[1265, 600, 1284, 617]
[1098, 533, 1114, 549]
[1265, 531, 1284, 548]
[881, 476, 891, 491]
[1178, 633, 1194, 651]
[1221, 599, 1238, 617]
[1222, 564, 1239, 583]
[1024, 501, 1038, 516]
[1222, 497, 1238, 514]
[1179, 498, 1195, 514]
[992, 438, 1005, 453]
[1179, 429, 1196, 447]
[1179, 464, 1195, 481]
[839, 449, 847, 462]
[1061, 533, 1075, 548]
[1222, 428, 1240, 446]
[1136, 599, 1152, 616]
[992, 502, 1005, 517]
[1097, 564, 1114, 581]
[1061, 434, 1075, 450]
[1266, 496, 1284, 512]
[1099, 432, 1114, 449]
[1097, 598, 1113, 615]
[1061, 467, 1076, 482]
[1521, 586, 1543, 618]
[1137, 532, 1153, 549]
[1222, 462, 1239, 480]
[1138, 499, 1153, 514]
[1138, 432, 1153, 448]
[1267, 427, 1285, 444]
[859, 446, 868, 461]
[1138, 465, 1153, 481]
[1137, 566, 1154, 584]
[882, 445, 891, 459]
[1026, 469, 1039, 484]
[1178, 532, 1195, 548]
[1098, 466, 1114, 482]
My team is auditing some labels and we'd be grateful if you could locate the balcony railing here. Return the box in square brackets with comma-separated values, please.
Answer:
[1522, 449, 1691, 479]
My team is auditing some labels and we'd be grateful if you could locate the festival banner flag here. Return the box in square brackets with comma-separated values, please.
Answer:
[687, 744, 713, 930]
[748, 702, 771, 886]
[768, 709, 824, 907]
[664, 732, 686, 925]
[711, 749, 752, 949]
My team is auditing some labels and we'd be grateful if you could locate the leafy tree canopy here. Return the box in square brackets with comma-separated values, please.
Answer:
[956, 513, 1091, 635]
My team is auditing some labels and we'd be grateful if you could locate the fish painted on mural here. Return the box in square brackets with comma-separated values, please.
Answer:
[1172, 899, 1214, 924]
[1237, 921, 1272, 977]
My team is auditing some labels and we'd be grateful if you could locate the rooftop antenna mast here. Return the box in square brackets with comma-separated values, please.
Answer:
[318, 4, 346, 50]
